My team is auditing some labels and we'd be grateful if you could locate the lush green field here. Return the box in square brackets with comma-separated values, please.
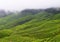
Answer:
[0, 11, 60, 42]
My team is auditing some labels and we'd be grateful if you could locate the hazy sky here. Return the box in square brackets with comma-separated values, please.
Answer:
[0, 0, 60, 11]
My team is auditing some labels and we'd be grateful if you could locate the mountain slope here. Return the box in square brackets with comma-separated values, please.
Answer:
[0, 11, 60, 42]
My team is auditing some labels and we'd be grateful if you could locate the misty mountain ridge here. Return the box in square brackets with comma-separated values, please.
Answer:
[0, 7, 60, 18]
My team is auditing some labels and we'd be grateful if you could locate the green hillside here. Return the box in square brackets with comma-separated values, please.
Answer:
[0, 9, 60, 42]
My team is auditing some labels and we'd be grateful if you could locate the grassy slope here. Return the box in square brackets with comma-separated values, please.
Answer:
[0, 12, 60, 42]
[0, 14, 33, 29]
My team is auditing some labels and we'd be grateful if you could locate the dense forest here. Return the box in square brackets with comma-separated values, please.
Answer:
[0, 7, 60, 42]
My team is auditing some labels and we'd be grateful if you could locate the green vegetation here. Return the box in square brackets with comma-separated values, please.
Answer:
[0, 8, 60, 42]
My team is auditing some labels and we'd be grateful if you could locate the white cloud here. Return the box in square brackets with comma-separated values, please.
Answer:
[0, 0, 60, 11]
